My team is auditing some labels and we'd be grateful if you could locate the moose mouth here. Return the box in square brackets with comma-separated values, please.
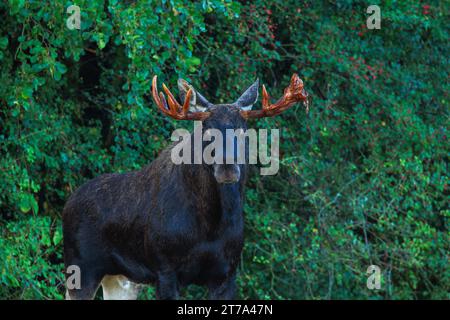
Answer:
[213, 164, 240, 184]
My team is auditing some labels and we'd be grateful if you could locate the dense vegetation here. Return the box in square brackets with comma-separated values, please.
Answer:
[0, 0, 448, 299]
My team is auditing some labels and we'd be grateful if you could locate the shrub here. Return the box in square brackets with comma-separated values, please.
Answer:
[0, 0, 448, 299]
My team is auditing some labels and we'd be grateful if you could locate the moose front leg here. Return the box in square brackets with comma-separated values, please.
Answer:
[208, 272, 237, 300]
[156, 269, 179, 300]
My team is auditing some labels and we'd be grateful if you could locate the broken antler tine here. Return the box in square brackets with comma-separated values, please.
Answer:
[262, 84, 270, 110]
[291, 73, 301, 87]
[304, 96, 310, 113]
[291, 73, 304, 94]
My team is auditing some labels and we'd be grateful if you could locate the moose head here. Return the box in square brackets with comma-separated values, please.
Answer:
[151, 74, 308, 184]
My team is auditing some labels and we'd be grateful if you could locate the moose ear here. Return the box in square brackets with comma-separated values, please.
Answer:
[234, 79, 259, 111]
[178, 79, 210, 112]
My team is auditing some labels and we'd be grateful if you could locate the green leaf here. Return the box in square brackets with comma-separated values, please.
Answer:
[19, 195, 31, 213]
[52, 229, 62, 245]
[18, 193, 37, 214]
[186, 56, 201, 67]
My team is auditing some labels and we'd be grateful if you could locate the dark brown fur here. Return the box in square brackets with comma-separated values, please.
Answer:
[63, 105, 251, 299]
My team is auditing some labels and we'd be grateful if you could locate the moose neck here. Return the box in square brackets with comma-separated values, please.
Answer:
[217, 181, 244, 230]
[181, 163, 246, 231]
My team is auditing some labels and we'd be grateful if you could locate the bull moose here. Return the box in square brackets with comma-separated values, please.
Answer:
[62, 73, 308, 299]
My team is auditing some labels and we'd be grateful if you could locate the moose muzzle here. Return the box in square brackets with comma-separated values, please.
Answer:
[213, 164, 240, 184]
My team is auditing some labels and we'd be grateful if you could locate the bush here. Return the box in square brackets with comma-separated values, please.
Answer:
[0, 0, 448, 299]
[0, 215, 64, 299]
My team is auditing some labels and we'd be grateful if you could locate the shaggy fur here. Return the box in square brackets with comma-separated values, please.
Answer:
[63, 102, 254, 299]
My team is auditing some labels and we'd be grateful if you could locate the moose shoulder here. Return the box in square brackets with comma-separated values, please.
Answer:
[62, 74, 308, 300]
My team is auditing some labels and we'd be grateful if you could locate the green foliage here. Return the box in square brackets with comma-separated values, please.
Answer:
[0, 0, 448, 299]
[0, 215, 64, 299]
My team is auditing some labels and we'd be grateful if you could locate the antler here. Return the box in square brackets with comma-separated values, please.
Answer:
[240, 73, 308, 119]
[151, 75, 211, 121]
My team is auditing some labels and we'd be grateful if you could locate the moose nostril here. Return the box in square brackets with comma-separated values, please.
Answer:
[222, 179, 237, 184]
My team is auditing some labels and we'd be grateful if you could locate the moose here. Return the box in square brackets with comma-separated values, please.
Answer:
[62, 73, 308, 299]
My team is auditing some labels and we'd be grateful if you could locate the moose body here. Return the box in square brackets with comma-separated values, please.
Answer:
[63, 74, 307, 300]
[63, 141, 245, 299]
